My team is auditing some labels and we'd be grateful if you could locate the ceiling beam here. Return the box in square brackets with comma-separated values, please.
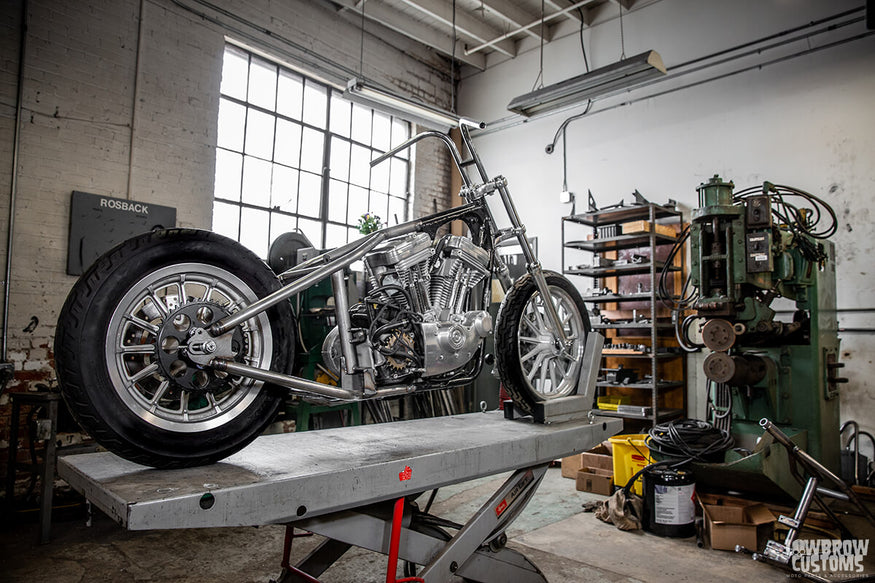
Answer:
[395, 0, 517, 57]
[546, 0, 582, 24]
[333, 0, 487, 69]
[466, 0, 602, 56]
[469, 0, 545, 42]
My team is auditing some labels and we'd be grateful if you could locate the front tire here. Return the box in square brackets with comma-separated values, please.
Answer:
[54, 229, 294, 468]
[494, 272, 590, 415]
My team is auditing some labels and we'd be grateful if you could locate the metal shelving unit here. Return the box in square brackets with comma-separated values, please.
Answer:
[562, 202, 687, 427]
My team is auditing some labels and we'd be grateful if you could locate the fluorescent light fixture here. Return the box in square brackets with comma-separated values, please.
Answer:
[507, 50, 667, 117]
[344, 78, 459, 132]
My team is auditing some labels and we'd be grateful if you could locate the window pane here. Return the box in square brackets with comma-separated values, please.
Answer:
[351, 103, 371, 144]
[389, 159, 408, 196]
[217, 98, 245, 151]
[240, 207, 270, 258]
[325, 223, 348, 249]
[328, 179, 348, 223]
[212, 201, 239, 239]
[329, 137, 350, 182]
[298, 171, 322, 218]
[221, 46, 248, 101]
[215, 149, 242, 202]
[271, 165, 298, 213]
[388, 195, 406, 226]
[269, 213, 298, 249]
[303, 81, 327, 128]
[300, 127, 325, 174]
[248, 57, 277, 111]
[391, 118, 410, 157]
[274, 119, 302, 167]
[349, 144, 371, 188]
[372, 112, 391, 152]
[369, 192, 389, 221]
[370, 157, 389, 194]
[217, 45, 411, 266]
[330, 93, 351, 137]
[241, 156, 272, 207]
[347, 185, 369, 225]
[277, 70, 303, 119]
[298, 217, 323, 249]
[244, 108, 275, 159]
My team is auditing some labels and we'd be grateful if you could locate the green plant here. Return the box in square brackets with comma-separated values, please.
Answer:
[357, 212, 383, 235]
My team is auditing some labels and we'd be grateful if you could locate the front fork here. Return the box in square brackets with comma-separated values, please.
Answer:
[495, 184, 569, 345]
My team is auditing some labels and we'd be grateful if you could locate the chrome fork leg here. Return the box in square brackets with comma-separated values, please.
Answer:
[497, 182, 568, 344]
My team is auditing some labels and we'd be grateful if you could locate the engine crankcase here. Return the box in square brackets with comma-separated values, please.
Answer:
[420, 310, 492, 377]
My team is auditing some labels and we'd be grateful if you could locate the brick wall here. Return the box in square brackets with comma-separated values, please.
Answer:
[0, 0, 454, 486]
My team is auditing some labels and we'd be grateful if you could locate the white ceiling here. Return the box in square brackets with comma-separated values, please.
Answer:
[322, 0, 632, 70]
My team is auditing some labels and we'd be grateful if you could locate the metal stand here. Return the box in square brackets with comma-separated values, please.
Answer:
[5, 391, 59, 544]
[275, 465, 549, 583]
[736, 419, 875, 582]
[58, 412, 621, 581]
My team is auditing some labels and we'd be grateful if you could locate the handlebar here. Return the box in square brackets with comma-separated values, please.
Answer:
[369, 120, 486, 188]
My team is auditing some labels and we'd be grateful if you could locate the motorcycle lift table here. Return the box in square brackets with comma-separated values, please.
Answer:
[57, 411, 621, 582]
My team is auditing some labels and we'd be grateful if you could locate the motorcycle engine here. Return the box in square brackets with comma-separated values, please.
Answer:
[322, 232, 493, 382]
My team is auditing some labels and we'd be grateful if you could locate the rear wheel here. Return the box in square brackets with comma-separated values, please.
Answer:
[494, 272, 590, 415]
[54, 229, 294, 468]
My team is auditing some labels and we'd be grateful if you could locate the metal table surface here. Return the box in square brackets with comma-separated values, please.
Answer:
[58, 411, 620, 531]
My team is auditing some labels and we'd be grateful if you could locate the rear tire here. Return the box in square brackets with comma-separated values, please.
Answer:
[54, 229, 294, 468]
[494, 272, 590, 415]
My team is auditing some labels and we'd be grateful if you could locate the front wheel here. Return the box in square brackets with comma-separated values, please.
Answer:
[494, 272, 590, 415]
[54, 229, 294, 468]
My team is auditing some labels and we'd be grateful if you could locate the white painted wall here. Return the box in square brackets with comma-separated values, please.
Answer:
[460, 0, 875, 454]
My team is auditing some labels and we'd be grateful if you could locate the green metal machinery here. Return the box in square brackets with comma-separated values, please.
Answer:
[685, 176, 845, 490]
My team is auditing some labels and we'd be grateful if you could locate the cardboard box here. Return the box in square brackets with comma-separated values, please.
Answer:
[576, 467, 614, 495]
[620, 220, 675, 238]
[562, 444, 612, 478]
[581, 447, 613, 472]
[701, 502, 775, 551]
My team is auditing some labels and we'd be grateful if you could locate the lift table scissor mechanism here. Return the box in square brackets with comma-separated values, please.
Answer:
[58, 411, 621, 582]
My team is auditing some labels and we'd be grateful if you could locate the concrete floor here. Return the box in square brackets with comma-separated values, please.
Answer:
[4, 466, 866, 583]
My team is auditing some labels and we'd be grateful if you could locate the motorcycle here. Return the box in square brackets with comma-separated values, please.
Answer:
[54, 121, 593, 468]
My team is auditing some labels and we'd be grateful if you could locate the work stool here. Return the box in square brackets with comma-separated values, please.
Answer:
[4, 391, 60, 544]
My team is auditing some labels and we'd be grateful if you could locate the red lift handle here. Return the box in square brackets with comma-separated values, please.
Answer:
[386, 497, 424, 583]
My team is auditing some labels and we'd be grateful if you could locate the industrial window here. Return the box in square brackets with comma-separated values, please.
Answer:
[213, 44, 411, 258]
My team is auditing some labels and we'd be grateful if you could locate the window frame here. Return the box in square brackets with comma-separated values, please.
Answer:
[213, 44, 412, 257]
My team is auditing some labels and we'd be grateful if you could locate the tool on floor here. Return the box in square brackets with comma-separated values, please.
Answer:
[58, 411, 621, 583]
[736, 419, 875, 581]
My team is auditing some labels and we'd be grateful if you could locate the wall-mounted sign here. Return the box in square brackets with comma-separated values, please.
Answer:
[66, 191, 177, 275]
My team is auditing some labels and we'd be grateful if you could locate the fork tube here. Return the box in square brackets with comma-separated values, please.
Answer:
[331, 270, 357, 375]
[496, 183, 568, 343]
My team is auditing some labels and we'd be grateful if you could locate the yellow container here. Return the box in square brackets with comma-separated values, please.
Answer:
[609, 434, 652, 495]
[596, 395, 630, 411]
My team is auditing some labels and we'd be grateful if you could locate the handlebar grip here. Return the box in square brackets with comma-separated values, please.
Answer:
[459, 118, 486, 130]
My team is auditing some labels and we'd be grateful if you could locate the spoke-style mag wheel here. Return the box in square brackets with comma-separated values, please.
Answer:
[54, 229, 294, 468]
[495, 272, 590, 415]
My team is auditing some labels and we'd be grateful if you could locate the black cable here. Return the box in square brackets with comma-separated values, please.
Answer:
[577, 8, 590, 73]
[646, 419, 734, 464]
[657, 225, 696, 311]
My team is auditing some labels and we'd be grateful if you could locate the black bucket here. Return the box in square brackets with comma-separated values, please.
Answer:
[643, 467, 696, 537]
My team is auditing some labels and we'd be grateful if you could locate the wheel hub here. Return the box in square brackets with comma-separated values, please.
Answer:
[156, 301, 245, 393]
